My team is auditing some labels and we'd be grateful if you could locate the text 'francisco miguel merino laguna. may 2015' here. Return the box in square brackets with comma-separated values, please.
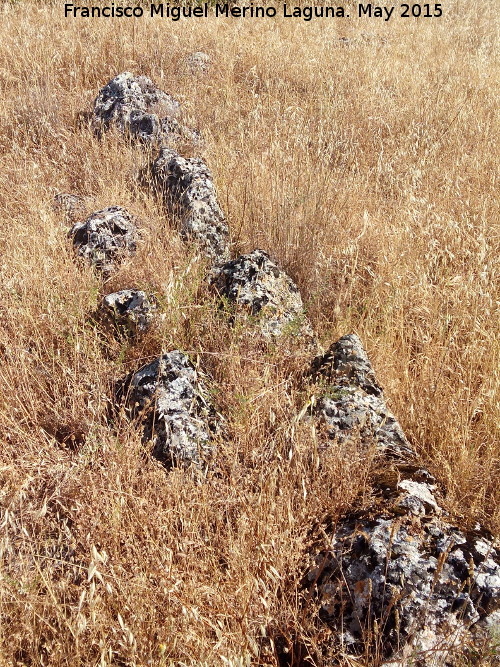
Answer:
[63, 4, 352, 20]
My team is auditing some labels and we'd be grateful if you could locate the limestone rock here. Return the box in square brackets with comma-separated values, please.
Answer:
[310, 334, 414, 460]
[101, 289, 158, 335]
[305, 334, 500, 664]
[69, 206, 139, 275]
[151, 147, 229, 263]
[308, 490, 500, 665]
[210, 249, 313, 339]
[182, 51, 211, 76]
[92, 72, 197, 145]
[126, 352, 216, 469]
[53, 192, 86, 224]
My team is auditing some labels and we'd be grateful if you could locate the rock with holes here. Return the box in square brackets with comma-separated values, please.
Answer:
[126, 352, 216, 469]
[305, 334, 500, 664]
[92, 72, 197, 145]
[310, 334, 414, 460]
[151, 147, 229, 263]
[210, 249, 313, 339]
[70, 206, 139, 275]
[53, 193, 87, 224]
[101, 289, 158, 335]
[308, 488, 500, 665]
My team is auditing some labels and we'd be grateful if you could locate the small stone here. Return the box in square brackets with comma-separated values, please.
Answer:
[210, 249, 314, 339]
[126, 352, 216, 469]
[151, 147, 229, 263]
[69, 206, 139, 276]
[101, 289, 158, 335]
[182, 51, 211, 76]
[92, 72, 197, 145]
[53, 193, 86, 224]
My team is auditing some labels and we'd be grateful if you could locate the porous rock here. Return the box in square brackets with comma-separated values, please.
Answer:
[310, 334, 414, 460]
[70, 206, 139, 275]
[53, 192, 86, 224]
[126, 352, 216, 469]
[305, 334, 500, 664]
[101, 289, 158, 335]
[151, 147, 229, 263]
[210, 249, 313, 339]
[92, 72, 197, 145]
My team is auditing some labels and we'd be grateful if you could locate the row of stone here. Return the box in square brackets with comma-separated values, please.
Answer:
[59, 73, 314, 467]
[57, 72, 499, 665]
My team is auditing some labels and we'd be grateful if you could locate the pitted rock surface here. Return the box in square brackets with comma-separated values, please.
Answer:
[311, 334, 414, 460]
[306, 333, 500, 664]
[126, 352, 215, 469]
[53, 192, 87, 224]
[308, 490, 500, 665]
[70, 206, 139, 275]
[151, 147, 229, 262]
[210, 249, 313, 339]
[92, 72, 197, 145]
[101, 289, 158, 335]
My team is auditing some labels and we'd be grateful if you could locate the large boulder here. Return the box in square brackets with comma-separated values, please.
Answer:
[69, 206, 139, 276]
[92, 72, 197, 145]
[151, 147, 229, 263]
[210, 249, 313, 339]
[101, 289, 158, 335]
[305, 334, 500, 664]
[126, 352, 216, 469]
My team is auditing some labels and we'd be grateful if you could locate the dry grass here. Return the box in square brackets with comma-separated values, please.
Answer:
[0, 1, 498, 664]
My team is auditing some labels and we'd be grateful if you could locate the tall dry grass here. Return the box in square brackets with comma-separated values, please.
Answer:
[0, 1, 498, 664]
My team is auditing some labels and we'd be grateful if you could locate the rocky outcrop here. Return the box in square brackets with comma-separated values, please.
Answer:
[210, 249, 313, 339]
[125, 352, 216, 469]
[69, 206, 139, 276]
[92, 72, 197, 145]
[53, 192, 86, 224]
[151, 147, 229, 263]
[101, 289, 158, 335]
[305, 334, 500, 665]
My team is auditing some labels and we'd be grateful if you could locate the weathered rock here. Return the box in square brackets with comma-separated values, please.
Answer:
[126, 352, 216, 469]
[308, 489, 500, 665]
[70, 206, 139, 275]
[310, 334, 414, 460]
[210, 249, 313, 339]
[305, 334, 500, 664]
[53, 192, 87, 224]
[92, 72, 197, 145]
[182, 51, 211, 76]
[151, 147, 229, 263]
[101, 289, 158, 335]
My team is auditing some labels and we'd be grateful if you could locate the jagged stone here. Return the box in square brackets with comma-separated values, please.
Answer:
[151, 147, 229, 262]
[53, 192, 86, 224]
[69, 206, 139, 275]
[92, 72, 197, 145]
[310, 334, 414, 460]
[210, 249, 313, 339]
[126, 352, 216, 469]
[101, 289, 158, 335]
[305, 334, 500, 664]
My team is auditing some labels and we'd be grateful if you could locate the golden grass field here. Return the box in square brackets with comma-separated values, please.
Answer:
[0, 1, 498, 664]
